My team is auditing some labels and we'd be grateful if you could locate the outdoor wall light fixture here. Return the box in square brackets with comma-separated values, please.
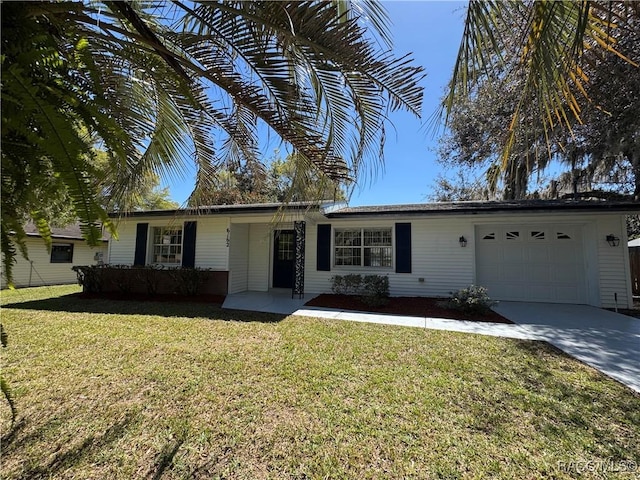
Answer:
[459, 236, 467, 247]
[606, 234, 620, 247]
[226, 228, 231, 247]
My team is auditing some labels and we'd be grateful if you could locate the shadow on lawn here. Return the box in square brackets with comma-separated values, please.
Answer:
[1, 294, 286, 324]
[510, 340, 639, 449]
[512, 339, 638, 398]
[149, 435, 186, 480]
[3, 414, 134, 480]
[460, 338, 640, 457]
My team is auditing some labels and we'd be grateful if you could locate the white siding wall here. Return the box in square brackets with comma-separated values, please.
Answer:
[596, 215, 631, 308]
[248, 224, 270, 291]
[108, 219, 138, 265]
[1, 238, 107, 288]
[107, 210, 633, 307]
[108, 217, 229, 269]
[304, 212, 631, 308]
[304, 218, 475, 297]
[194, 218, 229, 269]
[228, 224, 248, 293]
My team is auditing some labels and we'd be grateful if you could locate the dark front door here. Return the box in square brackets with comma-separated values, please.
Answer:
[273, 230, 295, 288]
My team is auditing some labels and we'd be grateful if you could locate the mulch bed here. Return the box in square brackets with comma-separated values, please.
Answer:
[305, 294, 512, 324]
[606, 308, 640, 319]
[74, 291, 226, 305]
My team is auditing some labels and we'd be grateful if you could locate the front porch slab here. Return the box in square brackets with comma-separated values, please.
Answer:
[222, 290, 312, 315]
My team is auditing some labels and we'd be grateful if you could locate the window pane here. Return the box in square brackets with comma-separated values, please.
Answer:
[152, 227, 182, 264]
[364, 247, 392, 267]
[364, 228, 392, 246]
[335, 247, 361, 266]
[278, 232, 294, 261]
[51, 243, 74, 263]
[334, 228, 392, 267]
[335, 230, 361, 247]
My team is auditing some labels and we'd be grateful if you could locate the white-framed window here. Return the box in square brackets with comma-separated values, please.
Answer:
[51, 243, 74, 263]
[334, 227, 392, 268]
[277, 232, 295, 261]
[152, 227, 183, 265]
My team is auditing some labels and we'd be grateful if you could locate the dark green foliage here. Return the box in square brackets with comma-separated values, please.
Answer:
[331, 274, 364, 296]
[439, 2, 640, 201]
[134, 265, 165, 295]
[2, 1, 424, 286]
[360, 275, 390, 307]
[188, 152, 348, 206]
[72, 265, 104, 293]
[110, 265, 134, 294]
[628, 215, 640, 240]
[2, 2, 115, 286]
[167, 268, 211, 296]
[331, 274, 390, 307]
[73, 265, 214, 296]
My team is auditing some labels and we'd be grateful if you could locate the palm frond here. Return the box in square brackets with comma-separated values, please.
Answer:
[444, 0, 639, 167]
[2, 0, 425, 281]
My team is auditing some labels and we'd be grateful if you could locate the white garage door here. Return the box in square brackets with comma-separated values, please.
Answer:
[476, 224, 587, 304]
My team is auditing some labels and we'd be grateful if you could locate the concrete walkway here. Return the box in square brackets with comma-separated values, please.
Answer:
[222, 290, 311, 315]
[492, 302, 640, 393]
[294, 307, 539, 340]
[223, 291, 537, 339]
[223, 292, 640, 392]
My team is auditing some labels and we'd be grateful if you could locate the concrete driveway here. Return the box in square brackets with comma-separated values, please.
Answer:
[493, 302, 640, 393]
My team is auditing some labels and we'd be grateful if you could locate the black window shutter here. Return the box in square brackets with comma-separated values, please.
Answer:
[395, 223, 411, 273]
[134, 223, 149, 266]
[317, 224, 331, 271]
[182, 221, 197, 268]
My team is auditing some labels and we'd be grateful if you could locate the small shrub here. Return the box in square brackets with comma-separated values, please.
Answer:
[331, 274, 363, 296]
[168, 267, 211, 296]
[134, 264, 164, 295]
[72, 265, 104, 293]
[446, 285, 497, 314]
[360, 275, 390, 307]
[331, 274, 390, 307]
[110, 264, 134, 293]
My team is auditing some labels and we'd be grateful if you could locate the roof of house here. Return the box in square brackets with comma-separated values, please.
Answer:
[108, 199, 640, 219]
[24, 223, 110, 242]
[108, 200, 331, 218]
[325, 199, 640, 218]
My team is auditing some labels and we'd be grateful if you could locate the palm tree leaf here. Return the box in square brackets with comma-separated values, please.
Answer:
[445, 0, 639, 171]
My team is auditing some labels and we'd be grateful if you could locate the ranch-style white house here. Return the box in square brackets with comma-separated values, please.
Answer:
[1, 223, 109, 289]
[107, 200, 639, 308]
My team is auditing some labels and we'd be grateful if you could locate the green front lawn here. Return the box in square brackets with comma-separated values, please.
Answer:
[1, 285, 638, 479]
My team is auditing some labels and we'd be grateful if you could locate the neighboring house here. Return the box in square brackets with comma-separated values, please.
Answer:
[107, 200, 639, 308]
[1, 223, 109, 289]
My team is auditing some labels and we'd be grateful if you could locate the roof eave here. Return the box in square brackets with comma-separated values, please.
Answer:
[326, 203, 640, 218]
[108, 201, 328, 219]
[25, 233, 109, 242]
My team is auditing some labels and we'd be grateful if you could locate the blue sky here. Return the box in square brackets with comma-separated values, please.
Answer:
[167, 1, 467, 207]
[350, 0, 467, 206]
